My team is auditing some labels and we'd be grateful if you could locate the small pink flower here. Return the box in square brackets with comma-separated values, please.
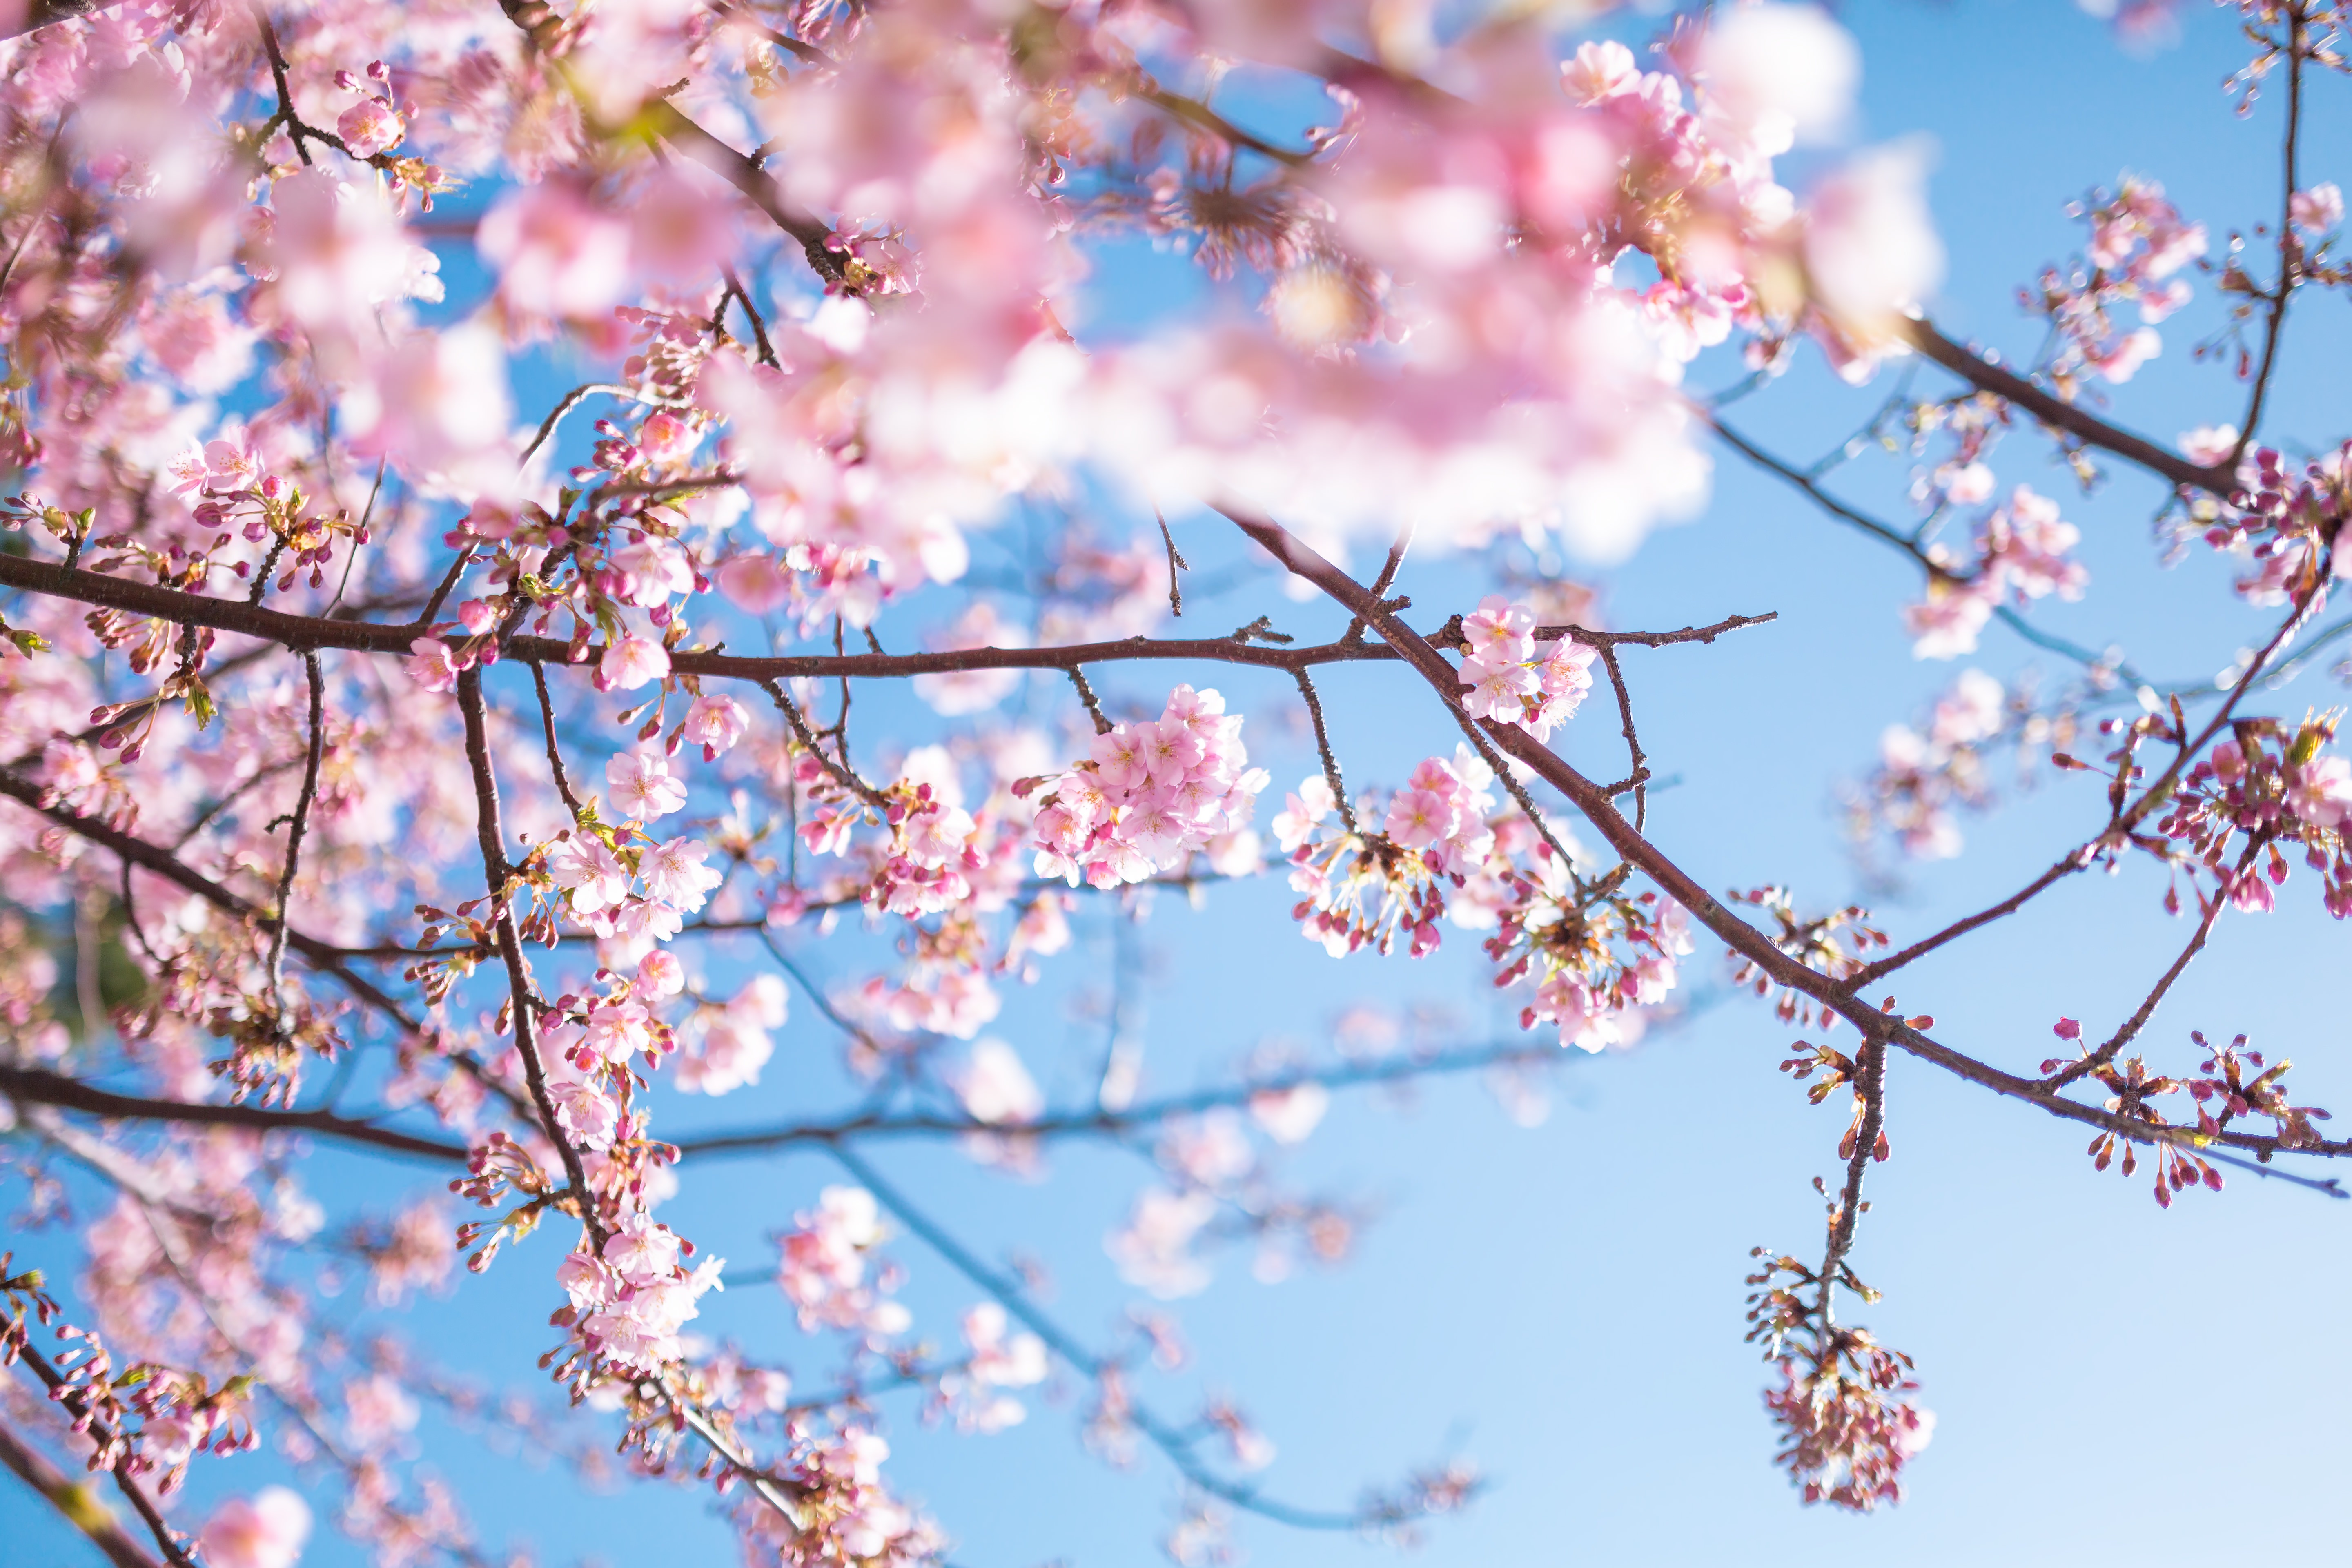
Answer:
[637, 950, 685, 996]
[643, 837, 724, 911]
[1385, 787, 1452, 848]
[637, 411, 699, 466]
[1561, 40, 1641, 105]
[600, 634, 670, 691]
[337, 98, 405, 158]
[545, 833, 630, 915]
[199, 1488, 312, 1568]
[403, 636, 460, 692]
[607, 749, 687, 820]
[2290, 182, 2344, 236]
[682, 693, 748, 759]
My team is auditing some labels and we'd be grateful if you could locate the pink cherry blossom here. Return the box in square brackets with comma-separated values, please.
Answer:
[600, 634, 670, 692]
[607, 749, 687, 820]
[198, 1487, 312, 1568]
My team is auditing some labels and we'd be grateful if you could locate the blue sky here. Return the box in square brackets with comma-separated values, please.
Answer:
[12, 3, 2352, 1566]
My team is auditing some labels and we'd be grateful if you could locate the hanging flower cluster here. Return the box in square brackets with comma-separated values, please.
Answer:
[1025, 686, 1267, 890]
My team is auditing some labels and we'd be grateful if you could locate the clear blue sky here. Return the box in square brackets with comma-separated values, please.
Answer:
[11, 4, 2352, 1566]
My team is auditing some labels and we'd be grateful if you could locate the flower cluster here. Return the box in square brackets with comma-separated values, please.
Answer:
[2138, 716, 2352, 917]
[1905, 485, 2088, 658]
[933, 1303, 1049, 1434]
[1484, 860, 1693, 1052]
[554, 1216, 726, 1376]
[2026, 174, 2206, 391]
[1272, 749, 1500, 959]
[1841, 668, 2078, 867]
[1451, 597, 1599, 741]
[2199, 441, 2350, 607]
[1027, 686, 1267, 890]
[734, 1424, 944, 1568]
[778, 1186, 911, 1339]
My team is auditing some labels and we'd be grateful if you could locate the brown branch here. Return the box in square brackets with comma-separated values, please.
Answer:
[0, 766, 425, 1038]
[0, 548, 1413, 678]
[1066, 666, 1113, 735]
[675, 1037, 1565, 1157]
[1154, 508, 1187, 618]
[2045, 840, 2253, 1089]
[1131, 83, 1314, 169]
[528, 659, 585, 819]
[0, 1064, 466, 1160]
[2234, 2, 2312, 464]
[1847, 586, 2316, 991]
[1213, 504, 2352, 1171]
[0, 1415, 165, 1568]
[1292, 668, 1358, 833]
[8, 1350, 196, 1568]
[262, 649, 326, 1019]
[1900, 318, 2232, 494]
[455, 668, 608, 1249]
[828, 1143, 1463, 1532]
[1816, 1036, 1888, 1334]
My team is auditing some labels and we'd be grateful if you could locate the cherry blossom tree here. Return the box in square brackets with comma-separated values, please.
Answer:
[0, 0, 2346, 1563]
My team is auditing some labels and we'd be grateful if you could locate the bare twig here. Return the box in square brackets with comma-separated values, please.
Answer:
[263, 649, 326, 1023]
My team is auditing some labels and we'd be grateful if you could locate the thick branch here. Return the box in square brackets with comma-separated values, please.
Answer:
[0, 1064, 466, 1160]
[0, 1416, 164, 1568]
[1900, 318, 2232, 494]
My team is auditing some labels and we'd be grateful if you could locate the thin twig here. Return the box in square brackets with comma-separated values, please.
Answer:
[1067, 666, 1113, 735]
[1292, 668, 1357, 833]
[456, 668, 608, 1249]
[262, 648, 326, 1024]
[1154, 508, 1187, 617]
[529, 660, 585, 819]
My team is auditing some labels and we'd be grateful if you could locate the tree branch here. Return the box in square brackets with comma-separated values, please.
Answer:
[0, 1415, 165, 1568]
[1900, 318, 2231, 494]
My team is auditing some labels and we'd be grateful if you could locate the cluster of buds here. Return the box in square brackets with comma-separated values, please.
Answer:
[4, 1261, 258, 1495]
[1759, 1340, 1930, 1510]
[2207, 442, 2350, 606]
[734, 1423, 944, 1567]
[2119, 715, 2352, 916]
[159, 439, 367, 597]
[85, 625, 220, 753]
[203, 988, 349, 1108]
[1745, 1250, 1929, 1511]
[319, 57, 451, 205]
[2041, 1021, 2333, 1205]
[577, 410, 707, 490]
[1727, 887, 1889, 1030]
